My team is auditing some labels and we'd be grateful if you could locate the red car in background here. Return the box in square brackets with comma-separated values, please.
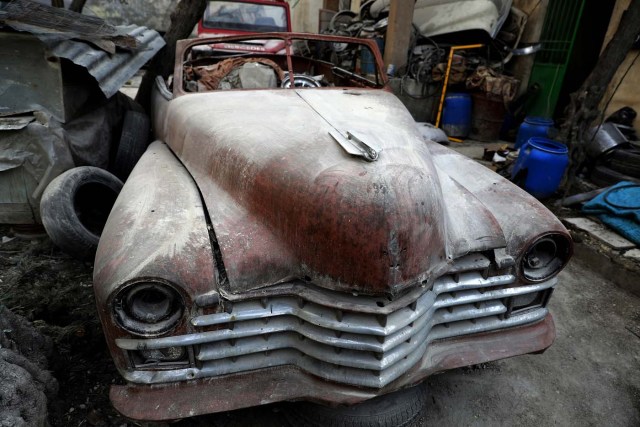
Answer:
[196, 0, 292, 54]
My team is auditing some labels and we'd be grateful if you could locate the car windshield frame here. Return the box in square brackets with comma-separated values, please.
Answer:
[174, 32, 388, 96]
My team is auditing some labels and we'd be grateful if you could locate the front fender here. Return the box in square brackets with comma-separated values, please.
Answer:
[93, 141, 217, 369]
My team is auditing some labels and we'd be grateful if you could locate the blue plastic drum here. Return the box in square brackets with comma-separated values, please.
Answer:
[512, 137, 569, 198]
[442, 93, 472, 138]
[515, 116, 554, 149]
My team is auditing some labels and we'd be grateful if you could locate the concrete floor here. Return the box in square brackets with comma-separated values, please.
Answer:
[183, 257, 640, 426]
[421, 257, 640, 426]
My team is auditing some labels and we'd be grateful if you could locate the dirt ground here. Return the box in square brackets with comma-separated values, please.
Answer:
[0, 224, 638, 427]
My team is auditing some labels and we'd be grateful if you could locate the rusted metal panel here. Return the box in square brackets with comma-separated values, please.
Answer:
[109, 315, 555, 421]
[427, 142, 572, 278]
[47, 25, 164, 98]
[159, 88, 450, 296]
[0, 29, 163, 121]
[0, 33, 66, 121]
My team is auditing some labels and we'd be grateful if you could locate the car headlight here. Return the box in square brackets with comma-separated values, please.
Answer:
[521, 234, 572, 282]
[113, 282, 184, 336]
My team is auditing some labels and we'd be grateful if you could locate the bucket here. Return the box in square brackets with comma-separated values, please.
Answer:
[512, 137, 569, 198]
[515, 116, 554, 149]
[442, 93, 472, 138]
[469, 92, 505, 141]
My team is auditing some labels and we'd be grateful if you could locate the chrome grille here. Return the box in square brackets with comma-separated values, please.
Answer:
[117, 253, 555, 388]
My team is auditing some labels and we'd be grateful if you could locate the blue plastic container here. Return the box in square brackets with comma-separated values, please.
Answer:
[360, 38, 384, 74]
[512, 137, 569, 198]
[515, 116, 554, 149]
[442, 93, 472, 138]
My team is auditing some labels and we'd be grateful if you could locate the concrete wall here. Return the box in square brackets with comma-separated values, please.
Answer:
[287, 0, 324, 33]
[600, 0, 640, 128]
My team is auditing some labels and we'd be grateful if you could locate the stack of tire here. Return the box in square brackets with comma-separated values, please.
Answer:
[588, 107, 640, 187]
[591, 145, 640, 186]
[40, 111, 149, 261]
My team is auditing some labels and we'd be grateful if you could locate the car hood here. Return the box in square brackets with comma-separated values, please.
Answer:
[157, 88, 505, 296]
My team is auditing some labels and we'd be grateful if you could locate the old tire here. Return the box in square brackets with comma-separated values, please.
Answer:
[286, 383, 427, 427]
[112, 110, 149, 181]
[590, 164, 640, 187]
[607, 148, 640, 178]
[40, 166, 123, 261]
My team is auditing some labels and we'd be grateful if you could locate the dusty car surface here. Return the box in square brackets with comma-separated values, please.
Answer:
[93, 33, 572, 423]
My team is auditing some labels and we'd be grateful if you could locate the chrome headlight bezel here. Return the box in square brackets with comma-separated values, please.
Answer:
[113, 280, 184, 337]
[519, 233, 572, 283]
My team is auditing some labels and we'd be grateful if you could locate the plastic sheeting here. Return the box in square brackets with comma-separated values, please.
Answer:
[0, 94, 138, 224]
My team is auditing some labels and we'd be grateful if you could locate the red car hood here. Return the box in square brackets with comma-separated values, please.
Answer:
[158, 89, 505, 296]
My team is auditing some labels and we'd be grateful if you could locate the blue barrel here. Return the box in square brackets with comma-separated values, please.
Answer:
[361, 37, 384, 74]
[515, 116, 554, 149]
[512, 137, 569, 198]
[442, 93, 472, 138]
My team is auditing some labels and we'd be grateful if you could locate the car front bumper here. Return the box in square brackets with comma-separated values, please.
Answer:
[110, 314, 555, 421]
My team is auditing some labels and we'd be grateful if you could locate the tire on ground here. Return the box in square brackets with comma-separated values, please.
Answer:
[607, 148, 640, 178]
[40, 166, 123, 261]
[590, 164, 640, 187]
[285, 382, 427, 427]
[112, 110, 150, 181]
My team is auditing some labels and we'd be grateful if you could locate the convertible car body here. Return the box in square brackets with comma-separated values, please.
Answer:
[93, 33, 572, 421]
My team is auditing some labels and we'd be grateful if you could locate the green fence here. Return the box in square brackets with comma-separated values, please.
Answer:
[528, 0, 586, 117]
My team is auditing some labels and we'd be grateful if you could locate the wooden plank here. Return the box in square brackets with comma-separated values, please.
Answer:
[383, 0, 414, 69]
[323, 0, 339, 11]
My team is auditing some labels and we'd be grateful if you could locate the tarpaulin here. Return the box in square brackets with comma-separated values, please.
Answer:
[582, 181, 640, 246]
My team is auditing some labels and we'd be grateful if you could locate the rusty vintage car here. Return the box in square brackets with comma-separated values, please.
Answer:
[93, 33, 572, 424]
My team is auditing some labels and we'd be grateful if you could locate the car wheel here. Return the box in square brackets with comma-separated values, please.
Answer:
[285, 383, 427, 427]
[40, 166, 123, 261]
[112, 110, 150, 181]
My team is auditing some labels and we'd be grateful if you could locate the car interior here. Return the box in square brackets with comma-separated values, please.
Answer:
[181, 38, 384, 92]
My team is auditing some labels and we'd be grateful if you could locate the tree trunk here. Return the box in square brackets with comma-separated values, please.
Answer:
[51, 0, 64, 7]
[135, 0, 207, 111]
[561, 0, 640, 193]
[69, 0, 87, 13]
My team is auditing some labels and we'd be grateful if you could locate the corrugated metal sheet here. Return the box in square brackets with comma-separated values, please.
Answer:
[47, 25, 165, 98]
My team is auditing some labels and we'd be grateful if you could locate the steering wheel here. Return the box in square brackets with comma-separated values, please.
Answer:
[280, 74, 322, 88]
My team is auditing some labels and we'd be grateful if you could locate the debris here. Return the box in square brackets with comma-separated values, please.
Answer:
[466, 66, 519, 104]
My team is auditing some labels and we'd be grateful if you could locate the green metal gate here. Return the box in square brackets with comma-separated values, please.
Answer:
[528, 0, 586, 117]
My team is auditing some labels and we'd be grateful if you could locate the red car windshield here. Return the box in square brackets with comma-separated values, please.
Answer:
[202, 1, 288, 32]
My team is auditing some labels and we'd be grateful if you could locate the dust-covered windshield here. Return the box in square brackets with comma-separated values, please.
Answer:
[202, 1, 288, 32]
